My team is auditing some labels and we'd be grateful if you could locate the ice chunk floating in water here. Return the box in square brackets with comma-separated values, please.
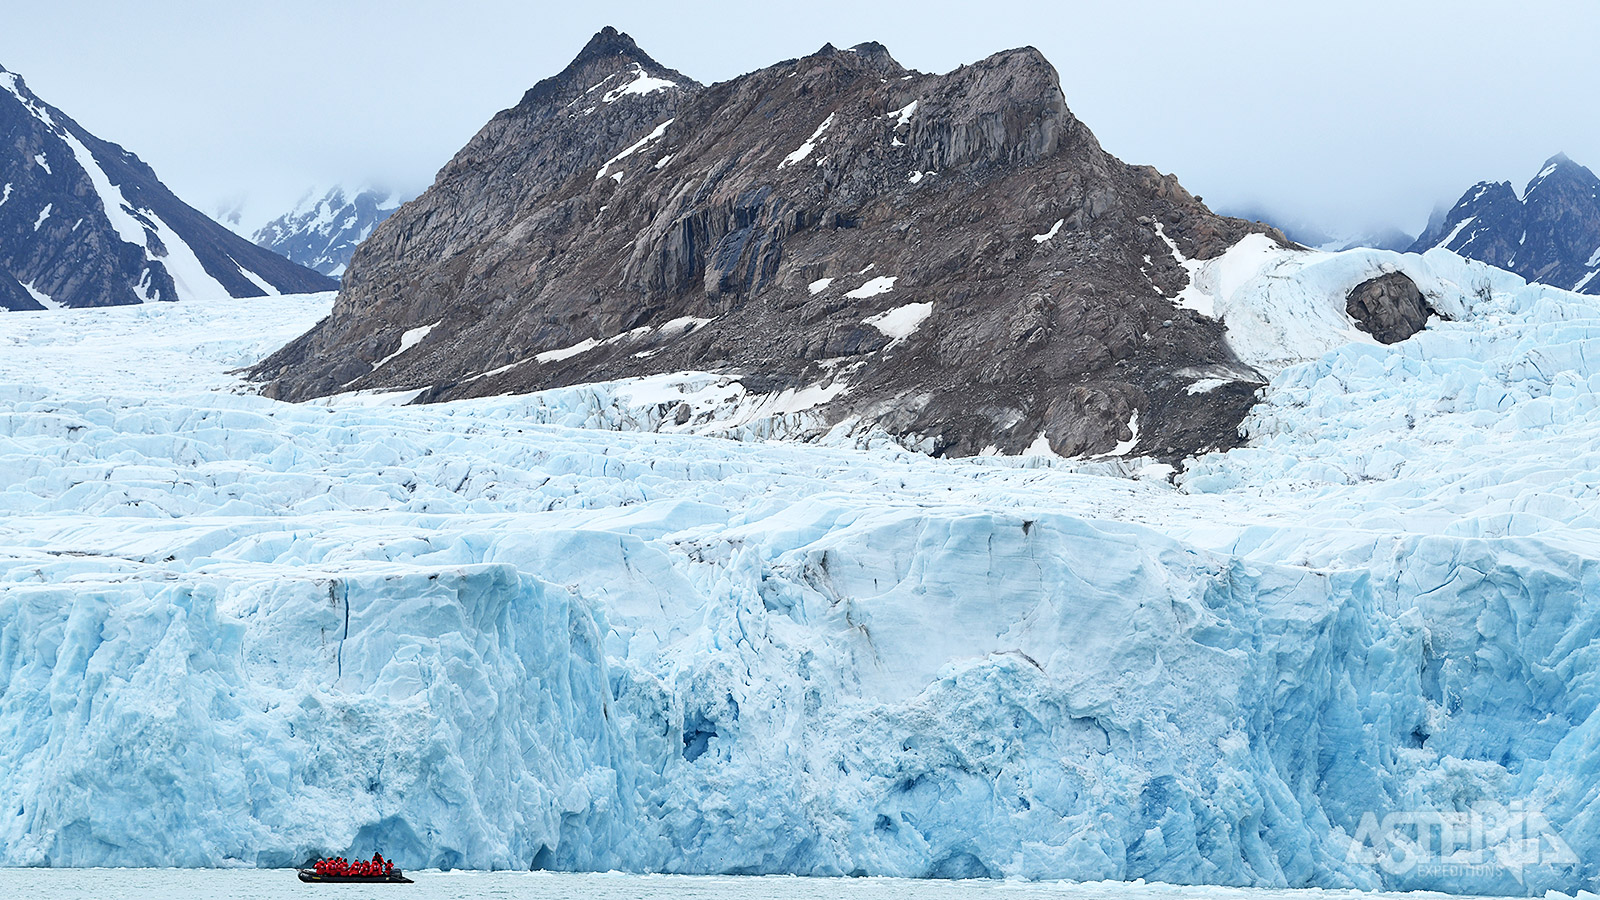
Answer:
[3, 244, 1600, 897]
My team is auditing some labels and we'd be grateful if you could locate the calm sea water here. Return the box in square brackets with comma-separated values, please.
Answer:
[0, 870, 1511, 900]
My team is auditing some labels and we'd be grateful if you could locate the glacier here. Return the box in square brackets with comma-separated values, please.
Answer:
[2, 246, 1600, 896]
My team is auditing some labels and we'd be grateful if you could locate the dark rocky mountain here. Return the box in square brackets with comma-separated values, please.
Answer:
[1410, 153, 1600, 294]
[252, 186, 410, 278]
[254, 27, 1288, 461]
[0, 64, 335, 311]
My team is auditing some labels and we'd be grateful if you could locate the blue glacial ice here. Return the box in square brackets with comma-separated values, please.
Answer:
[0, 252, 1599, 896]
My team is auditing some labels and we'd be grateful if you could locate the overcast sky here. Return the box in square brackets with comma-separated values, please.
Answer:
[3, 1, 1596, 238]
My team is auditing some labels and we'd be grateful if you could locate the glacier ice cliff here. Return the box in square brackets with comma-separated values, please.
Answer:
[1, 250, 1600, 895]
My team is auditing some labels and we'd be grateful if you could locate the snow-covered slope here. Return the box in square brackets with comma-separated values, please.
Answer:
[3, 244, 1600, 894]
[0, 64, 335, 310]
[252, 187, 408, 278]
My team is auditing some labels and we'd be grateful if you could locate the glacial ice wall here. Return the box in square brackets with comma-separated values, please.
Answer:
[2, 257, 1600, 896]
[0, 566, 637, 869]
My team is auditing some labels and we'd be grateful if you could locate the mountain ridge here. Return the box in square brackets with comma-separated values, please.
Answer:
[253, 29, 1288, 462]
[0, 62, 335, 310]
[252, 186, 409, 278]
[1409, 153, 1600, 294]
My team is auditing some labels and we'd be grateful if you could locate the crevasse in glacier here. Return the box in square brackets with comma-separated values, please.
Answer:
[1, 248, 1599, 895]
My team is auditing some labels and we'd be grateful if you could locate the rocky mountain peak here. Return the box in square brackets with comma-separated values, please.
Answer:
[256, 35, 1282, 462]
[574, 24, 642, 61]
[1525, 151, 1598, 196]
[516, 26, 691, 111]
[1412, 155, 1600, 295]
[1537, 151, 1576, 173]
[802, 41, 903, 74]
[252, 185, 409, 278]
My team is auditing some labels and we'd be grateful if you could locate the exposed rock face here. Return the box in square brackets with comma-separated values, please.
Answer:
[1410, 154, 1600, 294]
[0, 64, 335, 310]
[1345, 272, 1436, 344]
[252, 187, 410, 278]
[255, 28, 1284, 460]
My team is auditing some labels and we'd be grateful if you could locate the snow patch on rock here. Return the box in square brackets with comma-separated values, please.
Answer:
[599, 65, 678, 104]
[372, 321, 439, 370]
[597, 119, 674, 181]
[779, 113, 835, 169]
[862, 302, 933, 343]
[846, 276, 897, 299]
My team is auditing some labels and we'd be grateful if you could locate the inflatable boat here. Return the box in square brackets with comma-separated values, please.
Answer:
[297, 867, 413, 884]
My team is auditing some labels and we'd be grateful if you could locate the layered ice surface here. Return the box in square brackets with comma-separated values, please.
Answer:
[2, 247, 1600, 896]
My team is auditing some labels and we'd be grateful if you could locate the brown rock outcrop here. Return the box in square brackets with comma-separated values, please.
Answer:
[1345, 272, 1438, 345]
[254, 28, 1286, 461]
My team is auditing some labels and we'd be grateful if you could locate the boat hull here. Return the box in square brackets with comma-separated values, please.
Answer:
[297, 868, 413, 884]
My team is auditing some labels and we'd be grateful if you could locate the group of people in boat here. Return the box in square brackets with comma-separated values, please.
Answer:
[313, 852, 395, 877]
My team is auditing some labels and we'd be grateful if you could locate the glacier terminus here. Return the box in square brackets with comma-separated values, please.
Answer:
[2, 240, 1600, 896]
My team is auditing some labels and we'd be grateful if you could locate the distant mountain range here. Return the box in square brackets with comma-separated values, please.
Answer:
[1409, 153, 1600, 294]
[1220, 205, 1414, 254]
[251, 186, 409, 278]
[0, 63, 335, 311]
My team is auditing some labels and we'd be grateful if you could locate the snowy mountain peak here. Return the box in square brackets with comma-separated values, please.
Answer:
[518, 26, 696, 112]
[1525, 151, 1597, 197]
[1411, 154, 1600, 295]
[252, 186, 410, 278]
[0, 66, 59, 132]
[0, 61, 335, 310]
[1461, 179, 1515, 206]
[1537, 150, 1574, 173]
[1219, 204, 1415, 253]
